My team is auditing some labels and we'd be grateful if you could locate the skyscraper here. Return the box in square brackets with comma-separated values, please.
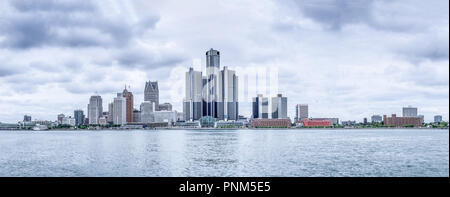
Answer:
[144, 81, 159, 111]
[113, 93, 126, 125]
[74, 110, 84, 126]
[184, 49, 239, 121]
[88, 95, 102, 125]
[402, 106, 418, 117]
[108, 102, 114, 123]
[184, 67, 203, 121]
[295, 104, 308, 122]
[23, 115, 31, 122]
[252, 94, 269, 119]
[122, 87, 134, 123]
[271, 94, 287, 119]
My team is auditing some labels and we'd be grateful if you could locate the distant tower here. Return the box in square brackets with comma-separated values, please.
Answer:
[113, 93, 126, 125]
[88, 95, 103, 125]
[144, 81, 159, 111]
[74, 110, 84, 126]
[271, 94, 287, 119]
[295, 104, 308, 122]
[122, 86, 134, 123]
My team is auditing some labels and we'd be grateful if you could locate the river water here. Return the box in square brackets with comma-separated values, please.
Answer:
[0, 129, 448, 177]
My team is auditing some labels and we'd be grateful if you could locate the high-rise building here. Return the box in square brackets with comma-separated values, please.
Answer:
[371, 115, 382, 123]
[74, 110, 84, 126]
[23, 115, 32, 122]
[402, 106, 418, 117]
[112, 93, 126, 125]
[295, 104, 308, 122]
[122, 87, 134, 123]
[252, 94, 269, 119]
[184, 49, 239, 121]
[140, 101, 154, 123]
[434, 115, 442, 123]
[271, 94, 287, 119]
[363, 118, 368, 125]
[107, 102, 114, 123]
[144, 81, 159, 111]
[88, 95, 103, 125]
[184, 67, 203, 121]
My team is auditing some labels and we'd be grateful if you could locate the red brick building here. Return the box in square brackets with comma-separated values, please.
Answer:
[252, 119, 291, 128]
[301, 118, 332, 127]
[122, 87, 134, 123]
[383, 114, 422, 127]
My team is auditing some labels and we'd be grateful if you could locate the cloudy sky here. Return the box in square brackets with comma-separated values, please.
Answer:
[0, 0, 448, 123]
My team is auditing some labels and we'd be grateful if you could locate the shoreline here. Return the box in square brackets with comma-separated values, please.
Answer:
[1, 127, 449, 131]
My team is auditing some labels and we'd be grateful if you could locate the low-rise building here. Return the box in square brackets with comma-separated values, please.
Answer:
[252, 118, 291, 128]
[174, 121, 201, 128]
[434, 115, 443, 123]
[383, 114, 422, 127]
[215, 120, 244, 128]
[301, 118, 332, 127]
[62, 116, 76, 126]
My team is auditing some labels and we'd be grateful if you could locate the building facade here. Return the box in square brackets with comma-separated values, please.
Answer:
[184, 49, 239, 121]
[144, 81, 159, 111]
[158, 103, 172, 111]
[302, 119, 332, 127]
[23, 115, 32, 122]
[271, 94, 287, 119]
[402, 106, 418, 117]
[252, 119, 291, 128]
[88, 95, 103, 125]
[140, 101, 154, 123]
[133, 109, 141, 123]
[74, 110, 84, 126]
[383, 114, 422, 127]
[252, 94, 269, 119]
[295, 104, 308, 122]
[434, 115, 443, 123]
[371, 115, 382, 123]
[122, 87, 134, 123]
[113, 93, 126, 125]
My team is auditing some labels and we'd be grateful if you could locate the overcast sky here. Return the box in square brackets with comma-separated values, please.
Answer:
[0, 0, 448, 123]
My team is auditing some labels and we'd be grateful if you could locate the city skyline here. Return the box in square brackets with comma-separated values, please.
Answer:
[0, 0, 448, 123]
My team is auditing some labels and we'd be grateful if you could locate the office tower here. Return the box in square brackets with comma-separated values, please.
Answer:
[133, 109, 141, 123]
[140, 101, 154, 123]
[184, 67, 203, 121]
[107, 103, 114, 123]
[23, 115, 31, 122]
[144, 81, 159, 111]
[158, 103, 173, 111]
[113, 93, 126, 125]
[184, 49, 239, 121]
[371, 115, 382, 123]
[218, 66, 239, 121]
[434, 115, 442, 123]
[252, 94, 269, 119]
[402, 106, 418, 117]
[57, 114, 65, 124]
[74, 110, 84, 126]
[295, 104, 308, 122]
[271, 94, 287, 119]
[122, 87, 134, 123]
[88, 95, 103, 125]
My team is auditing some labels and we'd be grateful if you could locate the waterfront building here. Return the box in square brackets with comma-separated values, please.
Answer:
[23, 115, 32, 122]
[363, 118, 368, 125]
[383, 114, 422, 127]
[434, 115, 442, 123]
[371, 115, 382, 123]
[252, 118, 291, 128]
[140, 101, 154, 123]
[271, 94, 287, 119]
[215, 120, 244, 128]
[295, 104, 308, 122]
[133, 109, 141, 123]
[153, 110, 177, 124]
[98, 116, 108, 126]
[341, 120, 357, 126]
[57, 114, 65, 124]
[402, 106, 418, 117]
[252, 94, 269, 119]
[418, 115, 424, 124]
[183, 49, 239, 121]
[301, 118, 332, 127]
[113, 93, 126, 125]
[88, 95, 103, 125]
[174, 121, 201, 128]
[309, 118, 339, 125]
[158, 103, 172, 111]
[108, 102, 114, 123]
[122, 87, 134, 123]
[199, 116, 216, 128]
[62, 116, 76, 126]
[144, 81, 159, 111]
[74, 110, 84, 126]
[184, 67, 203, 121]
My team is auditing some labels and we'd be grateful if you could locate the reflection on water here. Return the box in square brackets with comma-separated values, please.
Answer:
[0, 129, 448, 177]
